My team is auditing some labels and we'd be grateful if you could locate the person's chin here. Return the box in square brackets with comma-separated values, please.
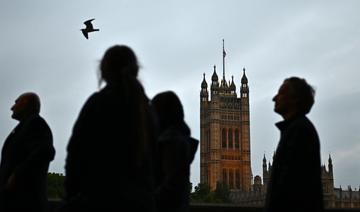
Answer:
[274, 107, 281, 114]
[273, 106, 278, 112]
[11, 114, 19, 120]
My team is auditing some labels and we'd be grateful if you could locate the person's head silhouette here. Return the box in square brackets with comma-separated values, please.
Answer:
[151, 91, 185, 132]
[99, 45, 139, 85]
[11, 92, 41, 121]
[273, 77, 315, 120]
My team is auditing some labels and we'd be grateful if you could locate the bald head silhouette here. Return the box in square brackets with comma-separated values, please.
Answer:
[11, 92, 41, 121]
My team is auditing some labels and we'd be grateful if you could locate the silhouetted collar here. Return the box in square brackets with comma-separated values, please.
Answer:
[275, 114, 305, 131]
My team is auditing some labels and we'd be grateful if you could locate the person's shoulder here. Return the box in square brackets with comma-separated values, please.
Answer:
[80, 90, 105, 111]
[300, 116, 315, 127]
[25, 115, 52, 134]
[86, 90, 103, 103]
[92, 85, 126, 104]
[26, 114, 45, 125]
[292, 115, 311, 126]
[292, 115, 317, 133]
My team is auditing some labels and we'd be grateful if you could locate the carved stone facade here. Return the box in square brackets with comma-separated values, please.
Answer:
[200, 45, 251, 191]
[230, 155, 360, 208]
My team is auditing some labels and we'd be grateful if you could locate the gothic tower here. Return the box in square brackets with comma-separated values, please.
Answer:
[200, 40, 252, 191]
[322, 154, 335, 208]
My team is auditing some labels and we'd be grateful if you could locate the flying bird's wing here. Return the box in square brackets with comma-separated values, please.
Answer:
[81, 29, 88, 39]
[84, 18, 95, 29]
[84, 18, 95, 24]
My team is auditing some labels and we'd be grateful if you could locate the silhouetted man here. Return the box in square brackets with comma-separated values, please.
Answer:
[0, 92, 55, 212]
[264, 77, 324, 212]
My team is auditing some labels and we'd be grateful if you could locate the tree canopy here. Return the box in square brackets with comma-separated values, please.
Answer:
[190, 182, 231, 203]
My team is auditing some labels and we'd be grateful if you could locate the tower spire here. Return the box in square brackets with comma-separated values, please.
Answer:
[328, 154, 333, 175]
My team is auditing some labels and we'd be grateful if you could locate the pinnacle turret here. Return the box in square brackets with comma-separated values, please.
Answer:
[211, 65, 218, 82]
[241, 67, 248, 84]
[201, 73, 208, 89]
[240, 68, 249, 98]
[230, 76, 236, 91]
[200, 73, 209, 101]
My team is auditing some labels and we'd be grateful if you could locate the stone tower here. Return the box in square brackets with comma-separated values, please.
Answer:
[322, 154, 335, 208]
[200, 40, 252, 191]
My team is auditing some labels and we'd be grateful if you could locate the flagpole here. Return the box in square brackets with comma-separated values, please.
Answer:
[222, 39, 225, 82]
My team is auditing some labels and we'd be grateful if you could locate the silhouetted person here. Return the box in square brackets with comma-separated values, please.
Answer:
[264, 77, 324, 212]
[63, 45, 156, 211]
[0, 92, 55, 212]
[151, 91, 199, 212]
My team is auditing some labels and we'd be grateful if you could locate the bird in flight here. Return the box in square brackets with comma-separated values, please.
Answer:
[81, 19, 99, 39]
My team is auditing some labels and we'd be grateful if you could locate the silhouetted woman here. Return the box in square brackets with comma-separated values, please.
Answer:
[63, 45, 156, 211]
[151, 91, 198, 212]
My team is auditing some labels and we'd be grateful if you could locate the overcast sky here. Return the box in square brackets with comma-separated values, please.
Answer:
[1, 0, 359, 189]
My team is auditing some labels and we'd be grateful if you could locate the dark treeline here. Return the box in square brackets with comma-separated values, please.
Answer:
[47, 173, 65, 199]
[46, 172, 231, 204]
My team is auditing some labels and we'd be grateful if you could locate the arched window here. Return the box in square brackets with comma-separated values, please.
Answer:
[235, 129, 240, 149]
[236, 169, 240, 189]
[208, 171, 211, 186]
[222, 128, 227, 148]
[228, 128, 233, 149]
[229, 169, 234, 189]
[223, 169, 228, 186]
[207, 130, 211, 152]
